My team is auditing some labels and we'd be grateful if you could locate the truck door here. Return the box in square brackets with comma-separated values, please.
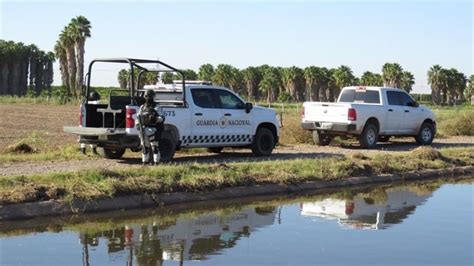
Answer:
[398, 92, 422, 134]
[385, 91, 404, 134]
[187, 88, 223, 147]
[214, 89, 253, 145]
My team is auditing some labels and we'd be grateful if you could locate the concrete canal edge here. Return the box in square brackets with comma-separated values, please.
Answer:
[1, 166, 473, 221]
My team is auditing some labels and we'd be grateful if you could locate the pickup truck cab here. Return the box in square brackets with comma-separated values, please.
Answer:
[64, 58, 280, 161]
[301, 86, 436, 148]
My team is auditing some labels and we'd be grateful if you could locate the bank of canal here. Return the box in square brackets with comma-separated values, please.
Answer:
[0, 178, 472, 265]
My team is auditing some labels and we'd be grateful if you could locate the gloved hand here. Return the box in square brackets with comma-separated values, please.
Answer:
[157, 116, 164, 123]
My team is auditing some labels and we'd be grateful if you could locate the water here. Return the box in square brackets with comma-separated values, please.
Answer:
[1, 179, 472, 265]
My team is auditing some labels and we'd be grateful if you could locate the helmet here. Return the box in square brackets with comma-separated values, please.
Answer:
[88, 91, 100, 101]
[144, 89, 155, 105]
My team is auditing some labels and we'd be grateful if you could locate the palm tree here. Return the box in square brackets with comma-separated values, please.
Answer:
[54, 41, 70, 94]
[182, 69, 198, 80]
[304, 66, 324, 101]
[428, 65, 444, 105]
[69, 16, 91, 96]
[259, 67, 281, 103]
[333, 65, 355, 98]
[242, 66, 261, 100]
[361, 71, 383, 86]
[117, 69, 128, 89]
[213, 64, 235, 88]
[229, 67, 244, 94]
[382, 63, 403, 88]
[60, 26, 77, 97]
[282, 66, 305, 101]
[198, 64, 214, 81]
[326, 68, 339, 102]
[400, 71, 415, 93]
[44, 52, 55, 97]
[465, 75, 474, 102]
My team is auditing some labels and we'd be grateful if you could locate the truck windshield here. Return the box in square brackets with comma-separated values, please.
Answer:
[339, 89, 380, 104]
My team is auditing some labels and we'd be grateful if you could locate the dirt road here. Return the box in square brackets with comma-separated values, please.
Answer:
[1, 136, 472, 177]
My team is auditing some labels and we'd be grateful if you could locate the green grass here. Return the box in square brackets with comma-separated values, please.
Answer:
[0, 147, 471, 205]
[0, 95, 81, 105]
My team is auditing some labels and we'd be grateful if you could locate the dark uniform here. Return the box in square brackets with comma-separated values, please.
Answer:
[136, 90, 165, 164]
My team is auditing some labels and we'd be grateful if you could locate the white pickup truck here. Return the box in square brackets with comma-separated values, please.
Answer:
[64, 58, 280, 161]
[301, 86, 436, 148]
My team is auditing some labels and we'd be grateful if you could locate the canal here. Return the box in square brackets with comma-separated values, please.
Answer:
[0, 178, 472, 265]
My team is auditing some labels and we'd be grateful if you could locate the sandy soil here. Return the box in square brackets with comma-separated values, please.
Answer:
[0, 103, 77, 150]
[0, 103, 472, 177]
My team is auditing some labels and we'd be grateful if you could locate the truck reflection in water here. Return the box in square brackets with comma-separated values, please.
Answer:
[300, 187, 433, 230]
[79, 206, 277, 265]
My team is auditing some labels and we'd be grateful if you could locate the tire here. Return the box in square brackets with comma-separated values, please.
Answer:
[312, 131, 332, 146]
[159, 131, 177, 162]
[378, 136, 391, 142]
[251, 127, 275, 156]
[359, 123, 378, 149]
[99, 147, 126, 159]
[207, 147, 224, 153]
[415, 122, 435, 145]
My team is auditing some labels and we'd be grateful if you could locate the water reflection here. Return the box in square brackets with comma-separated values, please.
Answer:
[301, 187, 432, 230]
[78, 206, 277, 265]
[1, 179, 471, 265]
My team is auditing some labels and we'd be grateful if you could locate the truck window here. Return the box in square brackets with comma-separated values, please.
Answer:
[387, 91, 415, 106]
[387, 91, 401, 105]
[399, 92, 416, 106]
[215, 90, 245, 109]
[191, 89, 218, 108]
[339, 89, 380, 104]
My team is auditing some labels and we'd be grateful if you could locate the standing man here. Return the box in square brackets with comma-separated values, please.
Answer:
[136, 89, 165, 165]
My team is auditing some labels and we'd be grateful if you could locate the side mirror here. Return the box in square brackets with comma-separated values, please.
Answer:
[408, 101, 418, 107]
[245, 102, 253, 113]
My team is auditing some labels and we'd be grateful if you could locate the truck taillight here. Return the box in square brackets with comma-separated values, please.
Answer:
[348, 108, 357, 121]
[126, 108, 136, 128]
[301, 106, 305, 118]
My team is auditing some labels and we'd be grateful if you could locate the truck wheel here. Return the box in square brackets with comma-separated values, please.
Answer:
[207, 147, 224, 153]
[313, 131, 332, 146]
[378, 136, 391, 142]
[251, 127, 275, 156]
[359, 123, 378, 149]
[415, 122, 435, 145]
[100, 147, 126, 159]
[159, 131, 177, 162]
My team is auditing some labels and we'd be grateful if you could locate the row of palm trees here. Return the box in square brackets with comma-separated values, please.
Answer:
[118, 63, 420, 103]
[428, 65, 469, 105]
[0, 40, 55, 96]
[54, 16, 91, 98]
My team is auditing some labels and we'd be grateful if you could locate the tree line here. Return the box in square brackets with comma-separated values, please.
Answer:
[54, 16, 91, 98]
[428, 65, 470, 105]
[120, 62, 470, 104]
[0, 40, 55, 96]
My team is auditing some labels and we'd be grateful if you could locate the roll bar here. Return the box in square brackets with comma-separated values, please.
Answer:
[85, 58, 186, 105]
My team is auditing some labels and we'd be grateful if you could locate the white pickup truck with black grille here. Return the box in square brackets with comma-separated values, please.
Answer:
[301, 86, 436, 149]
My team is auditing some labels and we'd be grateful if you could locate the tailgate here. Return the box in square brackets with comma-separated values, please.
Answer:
[303, 102, 350, 123]
[63, 126, 126, 136]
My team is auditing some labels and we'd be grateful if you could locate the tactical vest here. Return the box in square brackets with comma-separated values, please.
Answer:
[140, 106, 159, 126]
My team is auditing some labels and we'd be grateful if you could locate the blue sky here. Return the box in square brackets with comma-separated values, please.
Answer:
[1, 0, 472, 92]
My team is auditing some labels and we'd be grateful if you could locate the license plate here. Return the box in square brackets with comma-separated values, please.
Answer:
[321, 123, 332, 129]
